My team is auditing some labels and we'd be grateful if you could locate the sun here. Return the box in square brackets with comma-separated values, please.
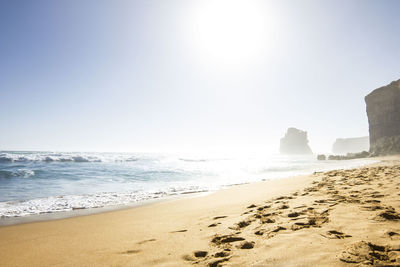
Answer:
[187, 0, 272, 69]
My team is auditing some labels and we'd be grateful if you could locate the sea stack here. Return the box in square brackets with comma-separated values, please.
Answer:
[365, 79, 400, 155]
[280, 128, 313, 155]
[332, 136, 369, 154]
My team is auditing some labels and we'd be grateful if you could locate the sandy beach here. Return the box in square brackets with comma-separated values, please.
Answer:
[0, 156, 399, 267]
[2, 0, 400, 266]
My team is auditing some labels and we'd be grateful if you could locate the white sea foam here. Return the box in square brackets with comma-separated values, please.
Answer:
[0, 186, 207, 218]
[0, 152, 127, 163]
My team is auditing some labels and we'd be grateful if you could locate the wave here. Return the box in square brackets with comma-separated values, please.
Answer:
[125, 157, 139, 162]
[179, 158, 209, 162]
[0, 169, 35, 178]
[0, 156, 13, 163]
[0, 152, 141, 163]
[179, 157, 230, 162]
[0, 186, 208, 217]
[0, 151, 377, 219]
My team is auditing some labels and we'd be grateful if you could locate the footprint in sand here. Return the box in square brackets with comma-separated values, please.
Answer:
[213, 216, 228, 220]
[256, 226, 287, 238]
[193, 251, 208, 258]
[271, 226, 286, 233]
[137, 238, 156, 245]
[287, 211, 300, 218]
[238, 241, 255, 249]
[261, 218, 275, 224]
[214, 251, 230, 257]
[211, 235, 245, 245]
[122, 249, 141, 254]
[340, 241, 400, 265]
[189, 249, 232, 267]
[182, 254, 197, 262]
[170, 229, 187, 233]
[376, 209, 400, 221]
[208, 257, 230, 267]
[386, 231, 400, 240]
[291, 221, 312, 231]
[364, 199, 381, 203]
[321, 230, 352, 239]
[257, 205, 270, 211]
[361, 204, 384, 211]
[254, 230, 264, 236]
[235, 220, 252, 229]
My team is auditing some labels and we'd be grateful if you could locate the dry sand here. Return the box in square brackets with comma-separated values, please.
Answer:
[0, 156, 399, 266]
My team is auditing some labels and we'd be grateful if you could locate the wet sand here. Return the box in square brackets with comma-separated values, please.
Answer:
[0, 156, 399, 266]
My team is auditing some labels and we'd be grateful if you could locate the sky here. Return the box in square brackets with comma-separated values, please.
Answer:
[1, 0, 400, 154]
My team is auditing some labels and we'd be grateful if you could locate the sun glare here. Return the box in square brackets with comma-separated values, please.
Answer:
[188, 0, 272, 69]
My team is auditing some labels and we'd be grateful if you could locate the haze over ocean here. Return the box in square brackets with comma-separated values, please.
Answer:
[1, 0, 400, 154]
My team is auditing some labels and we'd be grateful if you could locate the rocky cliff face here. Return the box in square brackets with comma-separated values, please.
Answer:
[280, 128, 313, 155]
[332, 136, 369, 155]
[365, 79, 400, 155]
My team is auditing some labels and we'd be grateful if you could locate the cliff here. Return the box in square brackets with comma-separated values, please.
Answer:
[332, 136, 369, 155]
[280, 128, 313, 155]
[365, 79, 400, 155]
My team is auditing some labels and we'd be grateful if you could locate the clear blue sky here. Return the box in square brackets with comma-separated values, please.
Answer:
[1, 0, 400, 154]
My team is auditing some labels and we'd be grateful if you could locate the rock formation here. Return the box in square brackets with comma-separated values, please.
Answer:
[280, 128, 313, 155]
[332, 136, 369, 155]
[365, 79, 400, 155]
[328, 151, 370, 160]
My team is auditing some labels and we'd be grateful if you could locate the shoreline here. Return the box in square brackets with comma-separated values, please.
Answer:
[0, 190, 212, 227]
[0, 157, 378, 227]
[0, 172, 317, 227]
[0, 156, 398, 266]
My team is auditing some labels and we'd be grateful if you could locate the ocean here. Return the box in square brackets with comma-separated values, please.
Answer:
[0, 151, 375, 218]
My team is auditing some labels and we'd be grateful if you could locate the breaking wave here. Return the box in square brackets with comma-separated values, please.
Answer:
[0, 152, 144, 163]
[0, 169, 35, 179]
[0, 186, 207, 217]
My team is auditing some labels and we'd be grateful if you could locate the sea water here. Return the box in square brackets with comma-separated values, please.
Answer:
[0, 151, 375, 218]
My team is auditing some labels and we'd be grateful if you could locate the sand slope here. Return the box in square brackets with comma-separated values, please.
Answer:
[0, 157, 399, 266]
[190, 158, 400, 267]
